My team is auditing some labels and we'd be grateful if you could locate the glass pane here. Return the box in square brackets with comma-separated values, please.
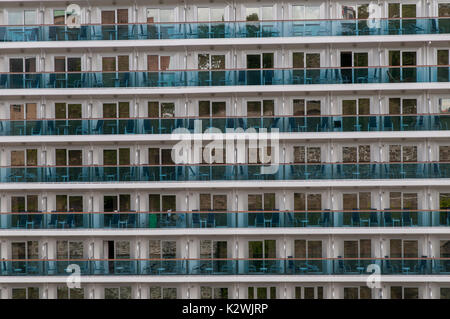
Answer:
[403, 99, 417, 114]
[389, 145, 401, 162]
[55, 149, 67, 166]
[294, 240, 306, 258]
[11, 151, 25, 166]
[308, 241, 322, 258]
[119, 194, 131, 212]
[403, 241, 418, 258]
[344, 287, 358, 299]
[247, 55, 261, 69]
[439, 4, 450, 17]
[102, 57, 116, 72]
[389, 192, 402, 210]
[404, 288, 418, 299]
[264, 193, 275, 210]
[293, 99, 305, 116]
[390, 286, 402, 299]
[162, 241, 176, 258]
[293, 146, 305, 163]
[161, 103, 175, 117]
[149, 240, 161, 259]
[101, 11, 115, 24]
[55, 57, 66, 72]
[12, 289, 26, 299]
[67, 58, 81, 72]
[8, 12, 22, 25]
[103, 103, 117, 118]
[26, 149, 37, 166]
[10, 104, 24, 120]
[103, 150, 117, 165]
[11, 197, 25, 212]
[116, 241, 130, 258]
[198, 54, 210, 69]
[119, 102, 129, 118]
[292, 6, 304, 19]
[148, 102, 159, 117]
[343, 100, 356, 115]
[161, 149, 174, 165]
[200, 194, 212, 210]
[199, 101, 210, 117]
[358, 99, 370, 115]
[56, 195, 68, 211]
[118, 56, 129, 72]
[263, 53, 274, 69]
[358, 5, 369, 19]
[200, 286, 212, 299]
[212, 102, 226, 117]
[198, 8, 209, 21]
[307, 194, 321, 210]
[440, 99, 450, 113]
[438, 50, 449, 65]
[343, 193, 357, 210]
[149, 287, 161, 299]
[262, 7, 273, 20]
[247, 101, 261, 116]
[148, 148, 159, 165]
[147, 55, 158, 71]
[388, 4, 400, 18]
[343, 147, 357, 163]
[440, 146, 450, 162]
[263, 100, 274, 116]
[119, 149, 130, 165]
[305, 6, 320, 19]
[24, 58, 35, 72]
[68, 104, 82, 119]
[306, 101, 321, 115]
[360, 239, 371, 258]
[146, 9, 157, 22]
[9, 58, 23, 72]
[342, 6, 356, 19]
[162, 195, 176, 211]
[160, 9, 174, 23]
[402, 5, 416, 18]
[294, 193, 306, 210]
[211, 9, 224, 21]
[248, 194, 263, 210]
[402, 52, 416, 66]
[148, 194, 160, 212]
[160, 56, 171, 70]
[390, 239, 402, 258]
[55, 103, 66, 119]
[402, 146, 417, 162]
[359, 145, 370, 162]
[54, 10, 65, 25]
[389, 51, 401, 66]
[213, 195, 227, 210]
[246, 8, 259, 21]
[307, 147, 321, 163]
[211, 55, 225, 70]
[163, 288, 177, 299]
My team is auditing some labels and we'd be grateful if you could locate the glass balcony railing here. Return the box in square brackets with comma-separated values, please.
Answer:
[1, 65, 449, 89]
[1, 17, 449, 42]
[1, 209, 449, 229]
[0, 162, 448, 183]
[0, 258, 449, 276]
[0, 114, 448, 136]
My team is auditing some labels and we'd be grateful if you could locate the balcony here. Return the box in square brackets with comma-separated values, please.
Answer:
[0, 17, 449, 42]
[0, 258, 448, 276]
[0, 162, 448, 183]
[1, 65, 449, 89]
[0, 114, 448, 136]
[1, 209, 449, 229]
